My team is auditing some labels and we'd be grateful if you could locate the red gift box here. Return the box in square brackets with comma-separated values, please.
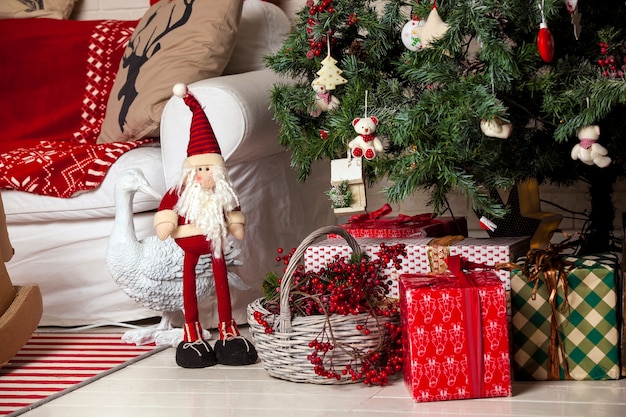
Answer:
[329, 204, 468, 239]
[400, 256, 512, 402]
[420, 216, 468, 237]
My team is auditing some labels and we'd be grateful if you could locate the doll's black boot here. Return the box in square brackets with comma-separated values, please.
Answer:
[214, 320, 258, 366]
[176, 339, 217, 368]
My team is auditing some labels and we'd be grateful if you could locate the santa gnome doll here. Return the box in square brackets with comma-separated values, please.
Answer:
[154, 83, 258, 368]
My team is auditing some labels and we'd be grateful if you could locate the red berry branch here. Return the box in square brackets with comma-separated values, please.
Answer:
[257, 242, 407, 386]
[305, 0, 338, 59]
[597, 34, 626, 80]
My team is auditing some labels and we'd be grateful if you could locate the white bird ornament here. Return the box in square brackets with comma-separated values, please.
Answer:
[107, 168, 248, 346]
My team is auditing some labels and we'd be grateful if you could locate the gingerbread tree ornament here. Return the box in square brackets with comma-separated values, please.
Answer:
[313, 51, 348, 90]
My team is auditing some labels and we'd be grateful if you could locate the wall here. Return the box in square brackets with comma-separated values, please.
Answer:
[70, 0, 149, 20]
[70, 0, 289, 20]
[71, 0, 625, 237]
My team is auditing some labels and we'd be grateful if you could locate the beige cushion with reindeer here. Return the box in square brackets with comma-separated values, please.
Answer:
[0, 0, 76, 19]
[98, 0, 243, 143]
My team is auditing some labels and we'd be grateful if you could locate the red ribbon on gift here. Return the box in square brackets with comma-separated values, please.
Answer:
[445, 255, 486, 399]
[347, 203, 436, 227]
[348, 203, 393, 222]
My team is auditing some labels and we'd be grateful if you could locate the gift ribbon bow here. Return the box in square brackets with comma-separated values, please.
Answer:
[348, 203, 436, 225]
[348, 203, 393, 222]
[499, 234, 578, 380]
[426, 235, 466, 273]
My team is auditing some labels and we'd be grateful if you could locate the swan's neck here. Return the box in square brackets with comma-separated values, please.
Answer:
[110, 187, 138, 246]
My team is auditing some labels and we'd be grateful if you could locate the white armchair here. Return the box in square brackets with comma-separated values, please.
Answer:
[4, 0, 335, 328]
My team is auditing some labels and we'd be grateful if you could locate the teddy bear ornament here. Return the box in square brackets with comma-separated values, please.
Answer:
[347, 91, 384, 160]
[480, 117, 512, 139]
[348, 116, 384, 160]
[571, 125, 611, 168]
[309, 80, 340, 117]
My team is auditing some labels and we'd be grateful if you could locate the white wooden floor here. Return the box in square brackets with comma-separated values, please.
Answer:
[16, 327, 626, 417]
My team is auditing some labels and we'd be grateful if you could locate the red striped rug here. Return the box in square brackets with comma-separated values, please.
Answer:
[0, 332, 166, 417]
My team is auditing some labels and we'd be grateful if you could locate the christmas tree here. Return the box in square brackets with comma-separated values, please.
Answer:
[266, 0, 626, 252]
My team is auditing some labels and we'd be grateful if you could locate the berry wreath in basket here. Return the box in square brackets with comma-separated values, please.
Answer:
[253, 242, 407, 386]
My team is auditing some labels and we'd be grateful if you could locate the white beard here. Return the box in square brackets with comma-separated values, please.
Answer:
[174, 166, 240, 258]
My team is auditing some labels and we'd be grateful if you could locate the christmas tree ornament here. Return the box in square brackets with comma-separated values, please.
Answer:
[564, 0, 582, 39]
[325, 180, 352, 209]
[537, 23, 554, 62]
[348, 91, 383, 160]
[310, 81, 340, 117]
[417, 5, 449, 50]
[349, 116, 383, 160]
[329, 156, 366, 214]
[571, 125, 612, 168]
[480, 117, 513, 139]
[401, 18, 426, 51]
[313, 41, 348, 90]
[564, 0, 578, 13]
[571, 9, 582, 40]
[537, 1, 555, 62]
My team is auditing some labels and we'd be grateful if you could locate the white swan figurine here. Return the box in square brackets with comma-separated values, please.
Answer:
[107, 168, 248, 346]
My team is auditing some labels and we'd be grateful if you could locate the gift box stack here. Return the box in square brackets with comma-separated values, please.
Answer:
[399, 256, 512, 402]
[510, 252, 621, 381]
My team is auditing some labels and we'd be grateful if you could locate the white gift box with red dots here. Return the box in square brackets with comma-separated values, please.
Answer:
[304, 236, 530, 300]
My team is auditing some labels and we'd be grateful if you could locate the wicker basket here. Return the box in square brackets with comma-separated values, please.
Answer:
[247, 225, 400, 384]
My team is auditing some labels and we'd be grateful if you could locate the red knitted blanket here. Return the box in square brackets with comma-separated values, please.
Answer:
[0, 139, 153, 198]
[0, 18, 152, 198]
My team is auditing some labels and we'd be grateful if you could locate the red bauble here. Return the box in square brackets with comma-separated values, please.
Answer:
[537, 23, 555, 62]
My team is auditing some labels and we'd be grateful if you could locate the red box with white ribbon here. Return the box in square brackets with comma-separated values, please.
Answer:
[399, 257, 512, 402]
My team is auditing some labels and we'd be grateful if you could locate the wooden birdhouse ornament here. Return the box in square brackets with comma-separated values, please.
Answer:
[329, 156, 366, 215]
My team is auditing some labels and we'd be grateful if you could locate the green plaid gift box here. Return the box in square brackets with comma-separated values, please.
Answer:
[511, 254, 620, 380]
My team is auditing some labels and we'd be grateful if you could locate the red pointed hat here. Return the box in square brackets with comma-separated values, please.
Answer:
[173, 83, 224, 167]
